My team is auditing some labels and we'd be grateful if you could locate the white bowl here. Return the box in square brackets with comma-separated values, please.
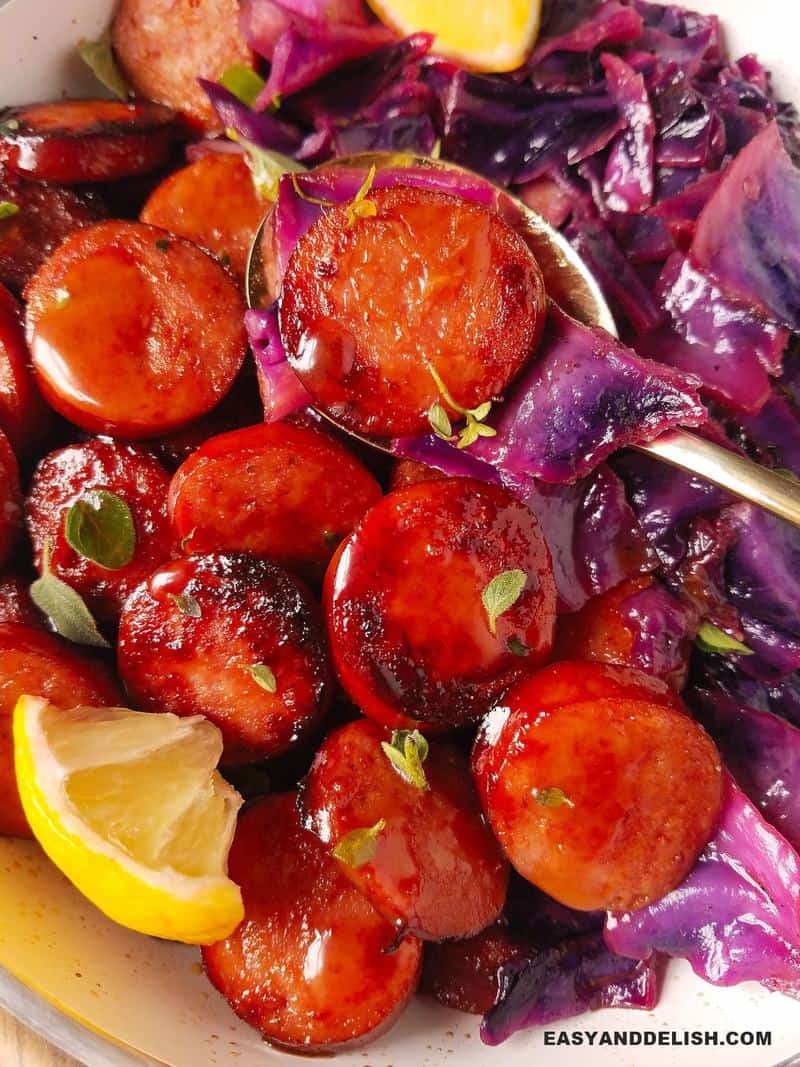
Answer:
[1, 1, 800, 1064]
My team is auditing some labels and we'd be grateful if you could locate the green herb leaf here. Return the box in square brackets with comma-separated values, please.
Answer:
[64, 490, 135, 570]
[534, 787, 574, 809]
[345, 165, 377, 227]
[0, 202, 19, 220]
[228, 130, 306, 201]
[154, 237, 170, 252]
[247, 663, 277, 693]
[0, 118, 20, 136]
[333, 819, 386, 868]
[431, 138, 442, 160]
[428, 402, 453, 440]
[29, 544, 109, 648]
[482, 569, 527, 636]
[380, 729, 429, 790]
[219, 63, 266, 108]
[457, 420, 480, 450]
[77, 33, 130, 101]
[469, 400, 493, 422]
[218, 251, 231, 270]
[696, 621, 753, 656]
[506, 636, 529, 658]
[170, 593, 202, 619]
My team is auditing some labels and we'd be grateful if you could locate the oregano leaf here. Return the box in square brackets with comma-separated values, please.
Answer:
[333, 819, 386, 868]
[481, 570, 527, 636]
[64, 490, 135, 570]
[696, 621, 753, 656]
[219, 64, 266, 108]
[170, 593, 202, 619]
[381, 729, 429, 790]
[0, 202, 19, 220]
[428, 402, 453, 440]
[247, 663, 277, 693]
[534, 787, 574, 809]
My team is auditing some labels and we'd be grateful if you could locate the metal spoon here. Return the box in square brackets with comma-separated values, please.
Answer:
[247, 151, 800, 529]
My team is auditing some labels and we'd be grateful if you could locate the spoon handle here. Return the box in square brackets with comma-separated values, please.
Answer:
[639, 430, 800, 528]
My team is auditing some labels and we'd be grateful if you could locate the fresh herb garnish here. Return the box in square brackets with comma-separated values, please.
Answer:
[534, 787, 574, 809]
[77, 33, 130, 101]
[333, 819, 386, 868]
[0, 202, 19, 220]
[219, 64, 266, 108]
[424, 361, 496, 450]
[381, 729, 429, 790]
[344, 165, 378, 227]
[0, 118, 20, 136]
[696, 621, 753, 657]
[218, 251, 231, 270]
[170, 592, 202, 619]
[482, 570, 527, 636]
[247, 663, 277, 693]
[29, 543, 109, 648]
[155, 238, 170, 252]
[227, 129, 306, 201]
[427, 402, 453, 441]
[64, 490, 136, 570]
[506, 636, 529, 658]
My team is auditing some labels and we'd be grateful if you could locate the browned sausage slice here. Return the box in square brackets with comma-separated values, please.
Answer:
[118, 553, 333, 763]
[113, 0, 256, 132]
[302, 718, 509, 941]
[0, 101, 179, 183]
[0, 430, 20, 567]
[25, 221, 247, 438]
[0, 283, 52, 455]
[202, 792, 422, 1050]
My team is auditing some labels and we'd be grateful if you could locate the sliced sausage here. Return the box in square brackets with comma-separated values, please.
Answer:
[118, 553, 333, 763]
[472, 660, 686, 813]
[554, 576, 652, 668]
[113, 0, 256, 132]
[0, 574, 39, 628]
[25, 221, 247, 438]
[390, 457, 448, 492]
[0, 101, 180, 184]
[202, 792, 422, 1050]
[280, 185, 547, 438]
[0, 430, 21, 567]
[324, 478, 556, 728]
[26, 438, 174, 623]
[0, 622, 123, 837]
[141, 154, 266, 285]
[474, 694, 723, 912]
[301, 718, 509, 941]
[0, 171, 101, 295]
[0, 283, 52, 455]
[169, 422, 382, 583]
[420, 920, 523, 1015]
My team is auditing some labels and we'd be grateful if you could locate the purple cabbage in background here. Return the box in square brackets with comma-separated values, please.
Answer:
[469, 303, 705, 484]
[601, 53, 655, 214]
[605, 775, 800, 995]
[245, 305, 310, 421]
[727, 507, 800, 640]
[619, 579, 697, 687]
[734, 391, 800, 476]
[481, 935, 659, 1046]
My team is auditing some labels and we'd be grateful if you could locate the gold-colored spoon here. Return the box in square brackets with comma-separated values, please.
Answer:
[247, 151, 800, 529]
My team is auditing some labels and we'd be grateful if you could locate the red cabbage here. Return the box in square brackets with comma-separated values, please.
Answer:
[734, 391, 800, 476]
[727, 507, 800, 641]
[469, 303, 705, 484]
[692, 654, 800, 729]
[692, 121, 800, 330]
[532, 2, 644, 65]
[605, 775, 800, 994]
[481, 935, 659, 1046]
[199, 79, 303, 154]
[601, 53, 655, 214]
[692, 694, 800, 852]
[245, 305, 310, 421]
[739, 615, 800, 682]
[618, 579, 697, 687]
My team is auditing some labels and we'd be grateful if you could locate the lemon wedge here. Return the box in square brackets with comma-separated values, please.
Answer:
[366, 0, 542, 73]
[13, 696, 244, 944]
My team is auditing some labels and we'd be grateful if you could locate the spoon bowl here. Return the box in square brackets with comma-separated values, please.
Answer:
[247, 151, 800, 528]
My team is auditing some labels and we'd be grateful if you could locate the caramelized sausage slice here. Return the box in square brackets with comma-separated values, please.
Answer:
[472, 660, 686, 813]
[113, 0, 256, 132]
[0, 574, 40, 628]
[169, 422, 382, 583]
[25, 221, 247, 438]
[202, 793, 422, 1050]
[118, 553, 332, 763]
[0, 101, 179, 183]
[0, 283, 52, 455]
[280, 185, 547, 437]
[0, 622, 123, 837]
[0, 173, 101, 295]
[325, 478, 556, 728]
[26, 439, 174, 623]
[0, 430, 21, 567]
[301, 718, 509, 941]
[554, 576, 653, 667]
[141, 154, 265, 284]
[474, 694, 723, 912]
[421, 920, 523, 1015]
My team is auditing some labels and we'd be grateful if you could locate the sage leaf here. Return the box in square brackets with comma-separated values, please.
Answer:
[333, 819, 386, 868]
[64, 490, 135, 570]
[30, 547, 109, 648]
[77, 34, 130, 101]
[482, 570, 527, 636]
